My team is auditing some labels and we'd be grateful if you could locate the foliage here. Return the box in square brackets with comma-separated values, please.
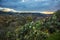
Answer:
[46, 32, 60, 40]
[0, 10, 60, 40]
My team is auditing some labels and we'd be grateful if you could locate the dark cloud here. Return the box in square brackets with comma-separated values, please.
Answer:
[0, 0, 60, 11]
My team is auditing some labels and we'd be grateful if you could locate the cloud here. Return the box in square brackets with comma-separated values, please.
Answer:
[0, 0, 60, 11]
[35, 0, 43, 1]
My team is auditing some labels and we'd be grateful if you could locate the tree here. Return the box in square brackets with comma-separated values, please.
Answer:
[46, 32, 60, 40]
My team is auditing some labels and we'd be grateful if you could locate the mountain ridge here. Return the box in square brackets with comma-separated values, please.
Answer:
[0, 7, 54, 14]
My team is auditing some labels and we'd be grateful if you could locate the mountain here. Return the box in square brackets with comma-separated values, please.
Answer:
[0, 10, 52, 17]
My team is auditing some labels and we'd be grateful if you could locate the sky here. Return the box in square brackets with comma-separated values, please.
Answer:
[0, 0, 60, 11]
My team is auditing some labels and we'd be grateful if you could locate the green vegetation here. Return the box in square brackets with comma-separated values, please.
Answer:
[0, 10, 60, 40]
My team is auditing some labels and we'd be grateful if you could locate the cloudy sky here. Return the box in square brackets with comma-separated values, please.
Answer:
[0, 0, 60, 11]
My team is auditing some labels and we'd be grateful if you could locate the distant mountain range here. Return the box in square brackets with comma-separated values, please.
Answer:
[0, 7, 54, 14]
[0, 8, 53, 22]
[0, 10, 53, 17]
[0, 8, 53, 26]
